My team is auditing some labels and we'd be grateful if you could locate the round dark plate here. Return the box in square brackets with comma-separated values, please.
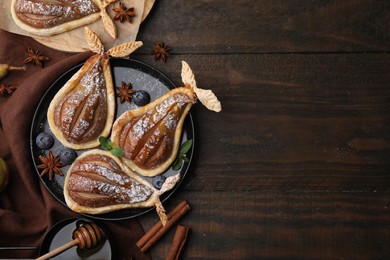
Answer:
[30, 58, 195, 220]
[39, 218, 114, 259]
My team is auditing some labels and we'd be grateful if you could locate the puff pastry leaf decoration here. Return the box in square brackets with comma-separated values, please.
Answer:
[64, 150, 179, 225]
[85, 27, 104, 54]
[101, 0, 117, 38]
[111, 61, 221, 177]
[48, 28, 143, 149]
[107, 41, 143, 58]
[11, 0, 118, 37]
[181, 61, 222, 112]
[181, 61, 198, 89]
[193, 88, 222, 112]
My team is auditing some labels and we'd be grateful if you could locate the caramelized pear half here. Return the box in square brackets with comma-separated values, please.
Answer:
[11, 0, 115, 37]
[111, 86, 196, 177]
[48, 53, 115, 149]
[64, 149, 180, 224]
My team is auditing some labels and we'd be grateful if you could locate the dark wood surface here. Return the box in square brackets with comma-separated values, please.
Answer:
[133, 1, 390, 259]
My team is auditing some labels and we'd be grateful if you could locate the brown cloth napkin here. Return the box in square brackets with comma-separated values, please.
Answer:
[0, 29, 150, 260]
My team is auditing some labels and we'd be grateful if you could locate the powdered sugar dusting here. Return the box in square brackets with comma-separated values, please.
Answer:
[55, 57, 107, 143]
[79, 58, 106, 92]
[165, 113, 178, 131]
[15, 0, 99, 28]
[120, 93, 193, 167]
[131, 94, 192, 140]
[113, 67, 168, 113]
[81, 163, 131, 186]
[69, 155, 154, 205]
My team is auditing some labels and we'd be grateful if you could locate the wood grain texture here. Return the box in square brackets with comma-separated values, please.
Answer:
[133, 53, 390, 192]
[132, 0, 390, 259]
[140, 191, 390, 259]
[137, 0, 390, 53]
[133, 52, 390, 258]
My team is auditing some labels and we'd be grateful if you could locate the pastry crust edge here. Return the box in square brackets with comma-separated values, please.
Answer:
[47, 54, 115, 150]
[10, 0, 103, 36]
[63, 149, 161, 214]
[111, 86, 195, 177]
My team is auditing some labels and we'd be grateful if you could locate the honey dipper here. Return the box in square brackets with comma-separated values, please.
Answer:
[36, 222, 105, 260]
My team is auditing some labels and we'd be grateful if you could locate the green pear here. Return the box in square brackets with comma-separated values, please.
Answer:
[0, 64, 26, 81]
[0, 157, 9, 192]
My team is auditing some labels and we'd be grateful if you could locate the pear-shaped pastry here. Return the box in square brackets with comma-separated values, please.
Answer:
[64, 149, 179, 225]
[111, 61, 222, 177]
[48, 27, 142, 149]
[11, 0, 117, 37]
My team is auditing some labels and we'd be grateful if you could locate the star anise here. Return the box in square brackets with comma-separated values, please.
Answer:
[0, 83, 17, 96]
[116, 81, 136, 104]
[113, 2, 136, 23]
[24, 47, 50, 68]
[151, 42, 171, 62]
[37, 151, 64, 181]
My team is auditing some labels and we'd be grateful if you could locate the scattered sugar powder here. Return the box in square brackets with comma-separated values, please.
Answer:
[73, 0, 99, 14]
[164, 113, 178, 132]
[62, 59, 106, 140]
[174, 93, 195, 108]
[95, 178, 153, 204]
[80, 58, 106, 91]
[73, 158, 154, 204]
[82, 163, 130, 186]
[128, 94, 193, 142]
[70, 118, 90, 139]
[16, 0, 99, 18]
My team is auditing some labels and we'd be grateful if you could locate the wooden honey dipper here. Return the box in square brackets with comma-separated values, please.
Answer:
[36, 222, 105, 260]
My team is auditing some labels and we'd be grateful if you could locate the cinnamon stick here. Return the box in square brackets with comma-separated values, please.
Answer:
[137, 201, 188, 248]
[136, 200, 191, 253]
[166, 225, 190, 260]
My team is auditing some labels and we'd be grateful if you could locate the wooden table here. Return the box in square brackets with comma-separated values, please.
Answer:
[131, 1, 390, 259]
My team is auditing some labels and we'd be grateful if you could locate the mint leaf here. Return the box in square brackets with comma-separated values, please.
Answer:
[99, 136, 113, 150]
[172, 139, 193, 170]
[180, 139, 193, 154]
[172, 158, 183, 171]
[182, 155, 189, 163]
[172, 156, 180, 167]
[99, 136, 123, 157]
[111, 146, 124, 157]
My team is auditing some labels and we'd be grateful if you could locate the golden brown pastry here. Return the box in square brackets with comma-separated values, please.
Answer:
[47, 27, 142, 149]
[11, 0, 117, 37]
[111, 86, 195, 177]
[47, 53, 115, 149]
[111, 61, 222, 177]
[64, 149, 179, 224]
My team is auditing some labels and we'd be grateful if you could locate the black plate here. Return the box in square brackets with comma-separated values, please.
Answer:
[39, 218, 114, 259]
[30, 58, 195, 220]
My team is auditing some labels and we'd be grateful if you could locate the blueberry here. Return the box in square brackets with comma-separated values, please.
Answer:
[152, 175, 166, 190]
[133, 90, 150, 106]
[59, 148, 78, 165]
[35, 132, 54, 150]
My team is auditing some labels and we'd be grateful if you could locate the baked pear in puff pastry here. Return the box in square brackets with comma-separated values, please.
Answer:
[64, 149, 180, 225]
[11, 0, 118, 37]
[111, 61, 222, 177]
[47, 27, 142, 149]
